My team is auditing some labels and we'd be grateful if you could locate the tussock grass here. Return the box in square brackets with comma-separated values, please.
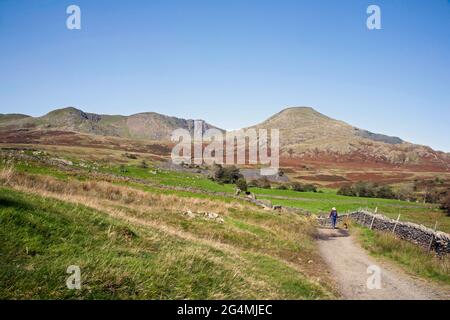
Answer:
[0, 167, 245, 215]
[0, 188, 267, 299]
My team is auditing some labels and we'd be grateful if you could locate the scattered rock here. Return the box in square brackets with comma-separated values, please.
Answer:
[183, 210, 196, 218]
[206, 212, 218, 219]
[182, 210, 223, 223]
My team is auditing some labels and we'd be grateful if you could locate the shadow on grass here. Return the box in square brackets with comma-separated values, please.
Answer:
[0, 195, 34, 211]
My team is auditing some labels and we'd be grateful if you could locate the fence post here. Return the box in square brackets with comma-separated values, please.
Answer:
[428, 221, 438, 251]
[392, 214, 401, 233]
[369, 215, 376, 230]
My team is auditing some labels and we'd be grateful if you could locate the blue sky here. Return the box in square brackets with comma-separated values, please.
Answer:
[0, 0, 449, 151]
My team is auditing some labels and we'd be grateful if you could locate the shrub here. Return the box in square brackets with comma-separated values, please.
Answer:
[396, 185, 415, 201]
[423, 190, 442, 204]
[338, 182, 396, 200]
[235, 178, 248, 192]
[253, 177, 271, 189]
[276, 184, 288, 190]
[337, 185, 356, 196]
[376, 186, 396, 199]
[139, 160, 148, 169]
[211, 164, 243, 184]
[303, 184, 317, 192]
[291, 182, 317, 193]
[248, 179, 258, 188]
[354, 181, 376, 197]
[291, 182, 304, 192]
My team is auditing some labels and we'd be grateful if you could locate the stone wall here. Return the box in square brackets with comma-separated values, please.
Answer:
[318, 210, 450, 255]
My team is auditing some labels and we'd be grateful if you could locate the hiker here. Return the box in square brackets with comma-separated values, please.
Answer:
[329, 207, 338, 229]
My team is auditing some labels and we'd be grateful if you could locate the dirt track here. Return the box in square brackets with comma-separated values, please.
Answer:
[317, 228, 450, 300]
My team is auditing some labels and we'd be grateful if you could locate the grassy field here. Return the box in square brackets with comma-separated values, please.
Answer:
[3, 148, 449, 233]
[352, 225, 450, 285]
[1, 145, 449, 299]
[0, 167, 336, 299]
[104, 164, 236, 193]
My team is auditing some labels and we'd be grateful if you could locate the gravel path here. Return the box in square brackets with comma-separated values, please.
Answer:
[317, 227, 450, 300]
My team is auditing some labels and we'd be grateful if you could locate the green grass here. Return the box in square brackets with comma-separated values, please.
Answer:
[4, 153, 449, 232]
[353, 225, 450, 285]
[4, 156, 448, 233]
[101, 165, 449, 233]
[0, 187, 332, 299]
[103, 164, 235, 193]
[10, 161, 70, 180]
[1, 160, 242, 205]
[243, 253, 325, 299]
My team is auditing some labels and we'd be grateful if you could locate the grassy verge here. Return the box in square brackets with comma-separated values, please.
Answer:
[352, 225, 450, 285]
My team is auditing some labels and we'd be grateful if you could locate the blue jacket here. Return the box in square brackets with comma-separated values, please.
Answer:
[329, 210, 338, 219]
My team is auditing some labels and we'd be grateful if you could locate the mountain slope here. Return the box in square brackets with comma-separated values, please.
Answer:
[0, 114, 30, 124]
[247, 107, 449, 168]
[0, 107, 222, 141]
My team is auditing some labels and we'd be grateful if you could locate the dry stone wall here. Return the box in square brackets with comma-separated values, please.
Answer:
[318, 210, 450, 255]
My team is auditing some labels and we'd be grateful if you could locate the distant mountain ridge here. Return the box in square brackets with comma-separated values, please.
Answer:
[1, 106, 449, 168]
[0, 107, 222, 141]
